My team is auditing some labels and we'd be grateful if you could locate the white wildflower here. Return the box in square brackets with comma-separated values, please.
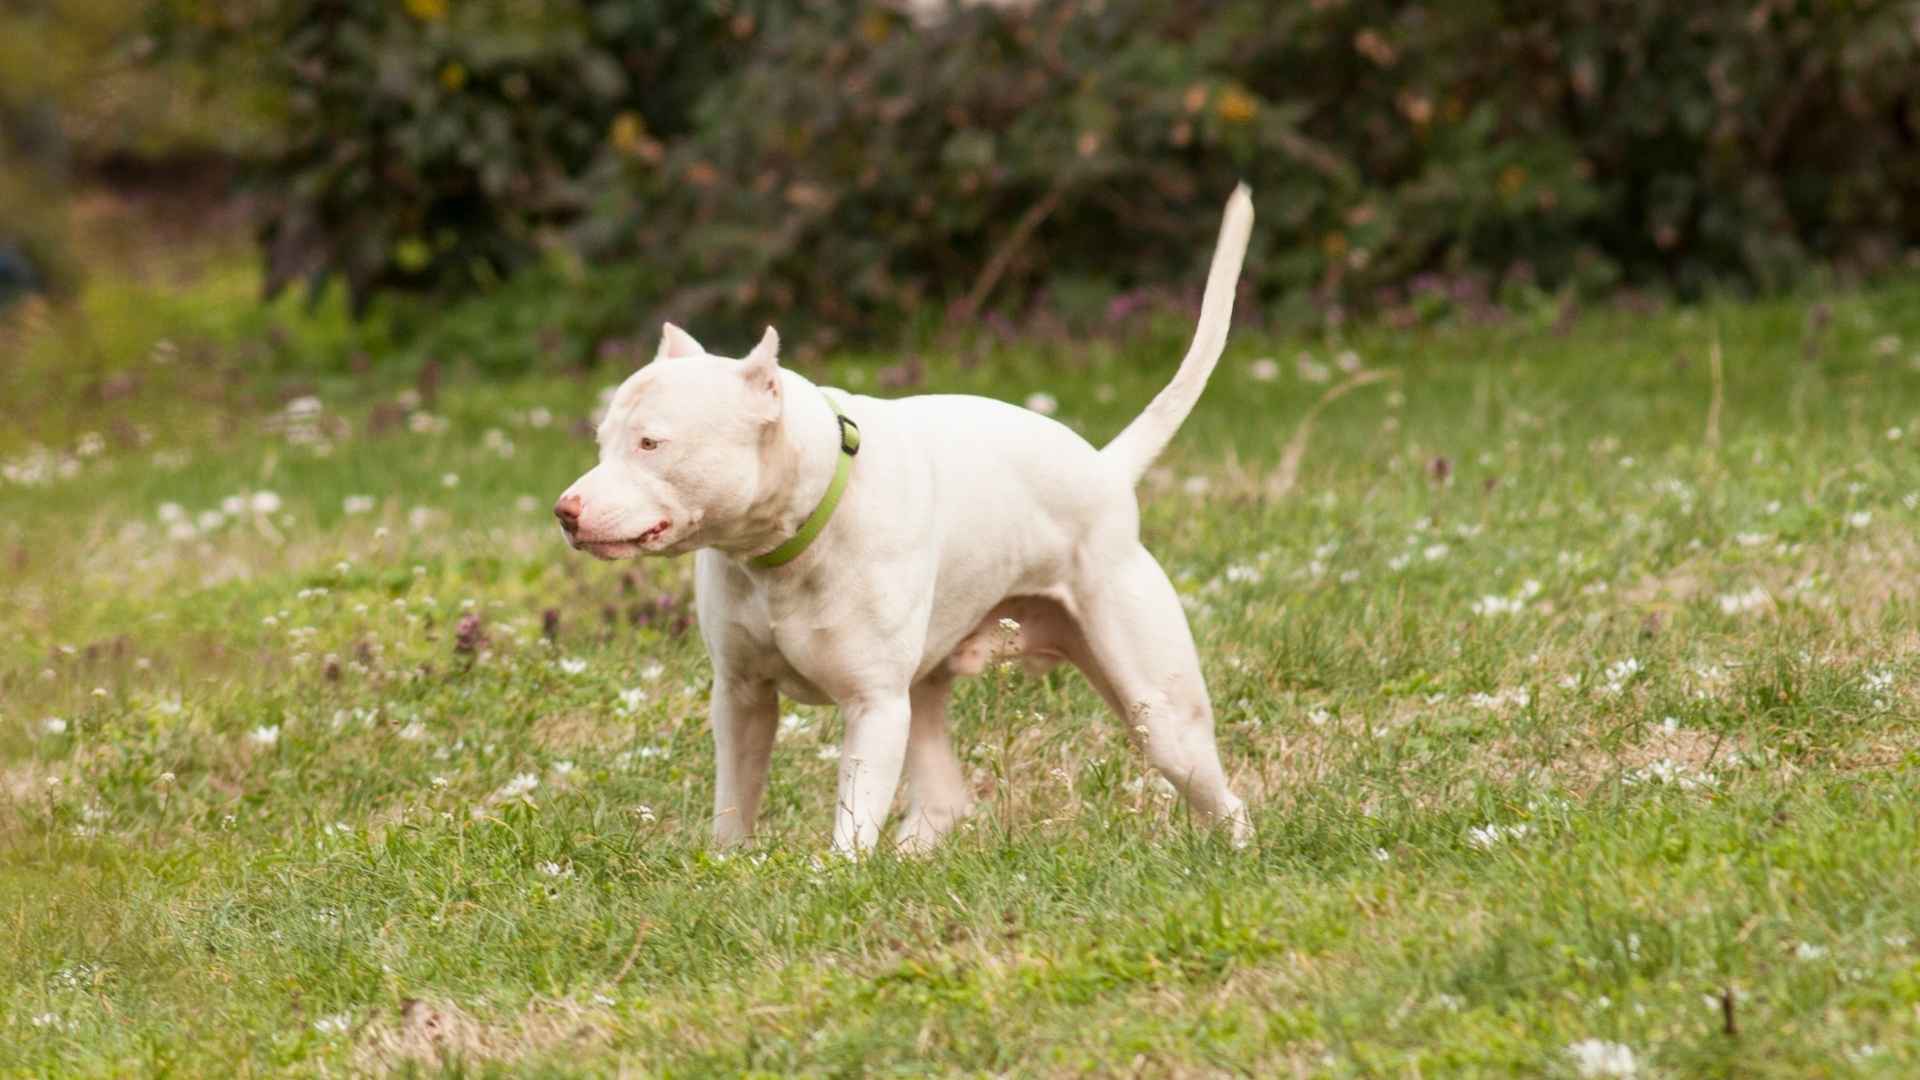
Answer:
[313, 1013, 352, 1036]
[1023, 392, 1058, 415]
[342, 494, 375, 515]
[1247, 357, 1280, 382]
[1122, 773, 1178, 799]
[495, 772, 540, 800]
[1717, 586, 1770, 616]
[248, 725, 280, 747]
[1624, 757, 1715, 790]
[1566, 1038, 1637, 1078]
[42, 717, 67, 735]
[1465, 688, 1530, 711]
[1600, 657, 1642, 695]
[1847, 510, 1871, 528]
[1466, 823, 1531, 850]
[557, 657, 588, 676]
[1471, 593, 1525, 617]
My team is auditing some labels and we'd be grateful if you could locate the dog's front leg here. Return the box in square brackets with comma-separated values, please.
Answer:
[832, 691, 913, 856]
[710, 676, 778, 847]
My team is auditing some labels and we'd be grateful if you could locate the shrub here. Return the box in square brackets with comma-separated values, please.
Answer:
[614, 0, 1920, 340]
[156, 0, 782, 313]
[206, 0, 1920, 346]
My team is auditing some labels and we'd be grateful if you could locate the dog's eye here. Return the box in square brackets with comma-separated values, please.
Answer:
[638, 437, 659, 451]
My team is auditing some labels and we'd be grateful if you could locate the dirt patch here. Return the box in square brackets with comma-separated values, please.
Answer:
[0, 761, 62, 825]
[1554, 721, 1739, 794]
[351, 996, 613, 1074]
[534, 709, 614, 754]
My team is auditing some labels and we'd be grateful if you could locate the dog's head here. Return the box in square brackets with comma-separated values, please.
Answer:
[555, 323, 786, 559]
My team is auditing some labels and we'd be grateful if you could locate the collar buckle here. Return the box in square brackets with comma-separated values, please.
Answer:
[837, 413, 861, 456]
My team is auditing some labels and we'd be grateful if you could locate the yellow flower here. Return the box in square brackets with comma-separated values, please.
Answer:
[405, 0, 448, 23]
[859, 10, 893, 45]
[611, 113, 644, 153]
[1497, 165, 1528, 197]
[1216, 87, 1258, 124]
[610, 113, 663, 164]
[438, 62, 466, 91]
[393, 237, 431, 272]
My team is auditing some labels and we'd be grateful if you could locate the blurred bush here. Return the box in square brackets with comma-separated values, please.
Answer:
[176, 0, 1920, 344]
[155, 0, 781, 314]
[2, 0, 281, 304]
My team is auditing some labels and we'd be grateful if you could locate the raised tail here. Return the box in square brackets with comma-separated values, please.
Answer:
[1101, 183, 1254, 484]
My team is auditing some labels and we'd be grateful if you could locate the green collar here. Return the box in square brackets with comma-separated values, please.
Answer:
[748, 388, 861, 569]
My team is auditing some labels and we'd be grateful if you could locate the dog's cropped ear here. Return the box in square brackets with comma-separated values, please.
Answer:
[739, 326, 782, 422]
[656, 323, 705, 361]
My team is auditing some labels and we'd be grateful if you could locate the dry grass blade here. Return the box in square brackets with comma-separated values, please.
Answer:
[953, 180, 1069, 323]
[1705, 335, 1725, 456]
[1267, 368, 1395, 499]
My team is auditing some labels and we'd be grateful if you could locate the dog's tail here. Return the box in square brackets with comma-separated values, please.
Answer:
[1102, 183, 1254, 485]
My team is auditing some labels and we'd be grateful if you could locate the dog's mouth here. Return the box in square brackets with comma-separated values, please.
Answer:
[572, 519, 672, 559]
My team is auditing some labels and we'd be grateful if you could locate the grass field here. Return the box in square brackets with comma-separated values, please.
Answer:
[5, 269, 1920, 1076]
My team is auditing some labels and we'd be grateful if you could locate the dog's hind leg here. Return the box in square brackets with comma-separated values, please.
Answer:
[895, 671, 973, 853]
[1069, 544, 1251, 845]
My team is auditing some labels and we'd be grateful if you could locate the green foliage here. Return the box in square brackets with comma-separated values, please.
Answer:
[158, 0, 780, 312]
[632, 0, 1920, 338]
[208, 0, 1920, 343]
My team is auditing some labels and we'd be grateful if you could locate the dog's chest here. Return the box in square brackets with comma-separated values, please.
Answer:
[703, 580, 843, 705]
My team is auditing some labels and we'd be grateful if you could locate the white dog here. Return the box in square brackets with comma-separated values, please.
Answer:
[557, 185, 1255, 855]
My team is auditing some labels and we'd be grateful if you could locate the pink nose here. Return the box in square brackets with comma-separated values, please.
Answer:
[554, 493, 583, 531]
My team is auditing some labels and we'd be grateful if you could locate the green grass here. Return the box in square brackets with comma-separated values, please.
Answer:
[5, 267, 1920, 1076]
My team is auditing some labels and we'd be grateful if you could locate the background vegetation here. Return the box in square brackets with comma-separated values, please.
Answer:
[6, 5, 1920, 1073]
[10, 1, 1920, 359]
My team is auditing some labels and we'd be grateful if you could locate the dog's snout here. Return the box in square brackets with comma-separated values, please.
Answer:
[554, 492, 583, 531]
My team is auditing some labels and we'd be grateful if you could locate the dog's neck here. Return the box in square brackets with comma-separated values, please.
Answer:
[707, 369, 845, 564]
